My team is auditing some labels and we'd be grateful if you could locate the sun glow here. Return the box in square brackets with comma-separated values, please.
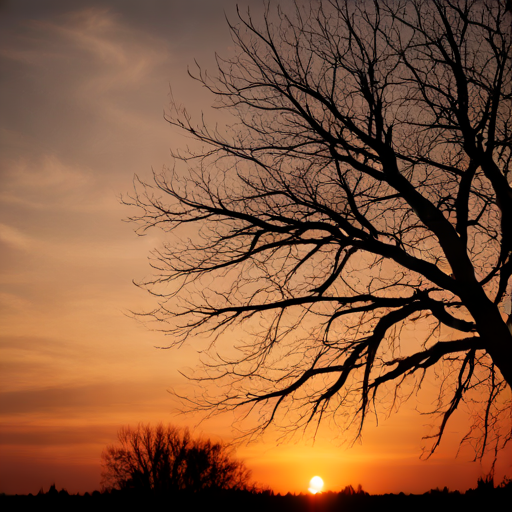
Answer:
[308, 476, 324, 494]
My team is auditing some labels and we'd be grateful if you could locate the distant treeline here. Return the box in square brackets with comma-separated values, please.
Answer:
[1, 478, 511, 512]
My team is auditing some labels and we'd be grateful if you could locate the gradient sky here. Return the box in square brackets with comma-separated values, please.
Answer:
[1, 0, 510, 496]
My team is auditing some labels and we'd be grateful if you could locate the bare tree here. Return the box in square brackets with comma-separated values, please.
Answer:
[127, 0, 512, 462]
[101, 424, 252, 493]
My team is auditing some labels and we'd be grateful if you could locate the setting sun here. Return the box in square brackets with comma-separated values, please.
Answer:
[308, 476, 324, 494]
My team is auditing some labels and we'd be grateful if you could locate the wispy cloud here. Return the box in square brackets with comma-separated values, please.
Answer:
[0, 382, 161, 415]
[0, 223, 32, 250]
[0, 423, 116, 447]
[3, 154, 90, 192]
[27, 8, 170, 98]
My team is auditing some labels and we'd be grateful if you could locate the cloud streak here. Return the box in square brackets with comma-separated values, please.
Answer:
[0, 223, 32, 250]
[0, 381, 170, 415]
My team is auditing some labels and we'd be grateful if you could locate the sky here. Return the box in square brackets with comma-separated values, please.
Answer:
[1, 0, 511, 496]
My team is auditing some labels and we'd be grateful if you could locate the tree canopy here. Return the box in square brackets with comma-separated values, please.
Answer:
[101, 423, 252, 493]
[127, 0, 512, 461]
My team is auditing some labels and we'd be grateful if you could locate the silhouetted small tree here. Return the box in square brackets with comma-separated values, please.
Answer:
[101, 423, 252, 494]
[340, 484, 366, 496]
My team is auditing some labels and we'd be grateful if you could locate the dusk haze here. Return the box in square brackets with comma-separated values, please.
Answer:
[1, 0, 511, 500]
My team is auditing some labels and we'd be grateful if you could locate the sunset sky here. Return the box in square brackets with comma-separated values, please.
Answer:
[1, 0, 511, 496]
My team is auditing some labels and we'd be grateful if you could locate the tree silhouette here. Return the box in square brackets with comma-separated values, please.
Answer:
[101, 424, 252, 493]
[127, 0, 512, 459]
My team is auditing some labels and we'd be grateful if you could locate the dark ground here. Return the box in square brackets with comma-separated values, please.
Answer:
[1, 479, 510, 512]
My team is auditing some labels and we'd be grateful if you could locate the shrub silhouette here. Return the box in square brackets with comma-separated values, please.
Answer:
[101, 423, 251, 494]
